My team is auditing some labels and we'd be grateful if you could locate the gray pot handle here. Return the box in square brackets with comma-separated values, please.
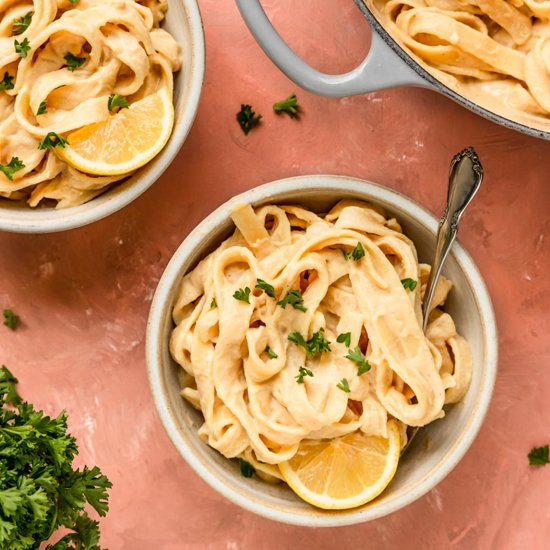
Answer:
[236, 0, 427, 97]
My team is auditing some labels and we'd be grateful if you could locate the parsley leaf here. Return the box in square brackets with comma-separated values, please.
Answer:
[295, 366, 314, 384]
[3, 309, 19, 330]
[337, 378, 351, 393]
[273, 93, 300, 118]
[12, 11, 33, 35]
[345, 346, 371, 376]
[345, 242, 365, 261]
[210, 298, 217, 309]
[255, 278, 276, 298]
[277, 289, 306, 312]
[236, 104, 262, 135]
[336, 332, 351, 348]
[36, 100, 47, 115]
[14, 38, 30, 58]
[239, 458, 256, 478]
[0, 72, 14, 91]
[288, 329, 331, 356]
[108, 94, 129, 112]
[0, 369, 112, 548]
[233, 287, 251, 303]
[401, 278, 418, 291]
[64, 52, 86, 72]
[264, 345, 278, 359]
[0, 157, 24, 181]
[38, 132, 68, 150]
[288, 331, 309, 354]
[528, 445, 549, 466]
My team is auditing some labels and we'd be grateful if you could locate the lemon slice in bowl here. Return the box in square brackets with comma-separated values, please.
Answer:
[279, 420, 400, 510]
[57, 87, 174, 176]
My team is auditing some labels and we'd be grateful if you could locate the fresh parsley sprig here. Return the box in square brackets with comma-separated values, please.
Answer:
[528, 444, 549, 466]
[344, 242, 365, 261]
[0, 72, 14, 91]
[0, 157, 25, 181]
[64, 52, 86, 72]
[295, 366, 314, 384]
[14, 37, 30, 58]
[401, 278, 418, 291]
[38, 132, 68, 150]
[36, 100, 47, 115]
[336, 332, 351, 348]
[255, 278, 275, 298]
[108, 94, 129, 112]
[12, 11, 33, 35]
[337, 378, 351, 393]
[236, 104, 262, 135]
[273, 93, 300, 118]
[264, 345, 278, 359]
[3, 309, 19, 330]
[288, 329, 331, 356]
[345, 346, 371, 376]
[233, 287, 251, 304]
[277, 289, 306, 312]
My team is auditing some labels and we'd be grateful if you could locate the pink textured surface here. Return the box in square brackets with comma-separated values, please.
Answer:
[2, 0, 550, 548]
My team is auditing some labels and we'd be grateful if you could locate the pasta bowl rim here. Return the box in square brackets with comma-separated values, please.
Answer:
[0, 0, 205, 234]
[146, 174, 498, 526]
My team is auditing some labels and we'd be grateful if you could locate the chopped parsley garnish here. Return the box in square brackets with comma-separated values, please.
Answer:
[345, 346, 371, 376]
[236, 104, 262, 135]
[233, 287, 251, 304]
[38, 132, 68, 150]
[64, 52, 86, 71]
[0, 72, 14, 91]
[264, 345, 278, 359]
[36, 100, 47, 115]
[401, 278, 418, 291]
[14, 37, 30, 58]
[210, 298, 217, 309]
[336, 332, 351, 348]
[528, 444, 549, 466]
[3, 309, 19, 330]
[255, 278, 275, 298]
[295, 366, 314, 384]
[288, 329, 331, 356]
[0, 157, 25, 181]
[337, 378, 351, 393]
[345, 242, 365, 261]
[0, 365, 112, 549]
[108, 94, 129, 112]
[239, 458, 256, 478]
[277, 289, 306, 312]
[273, 93, 300, 118]
[12, 11, 33, 35]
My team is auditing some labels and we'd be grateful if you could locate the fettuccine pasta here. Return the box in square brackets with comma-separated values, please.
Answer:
[0, 0, 181, 207]
[367, 0, 550, 129]
[170, 201, 472, 483]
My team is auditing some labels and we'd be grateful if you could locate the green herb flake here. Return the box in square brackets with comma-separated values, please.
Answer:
[233, 287, 251, 304]
[3, 309, 19, 330]
[68, 0, 80, 3]
[236, 104, 262, 135]
[0, 72, 14, 91]
[210, 298, 217, 309]
[337, 378, 351, 393]
[0, 365, 21, 405]
[345, 345, 371, 376]
[528, 445, 549, 466]
[336, 332, 351, 348]
[255, 278, 275, 298]
[401, 278, 418, 291]
[345, 242, 365, 261]
[277, 289, 306, 312]
[64, 51, 86, 72]
[288, 329, 331, 356]
[0, 157, 25, 181]
[12, 11, 33, 35]
[239, 458, 256, 478]
[36, 100, 47, 116]
[108, 94, 129, 112]
[273, 93, 300, 118]
[264, 345, 278, 360]
[288, 331, 309, 354]
[295, 366, 314, 384]
[38, 132, 68, 150]
[14, 37, 30, 58]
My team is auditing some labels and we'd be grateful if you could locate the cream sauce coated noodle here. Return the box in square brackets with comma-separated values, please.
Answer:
[368, 0, 550, 128]
[0, 0, 181, 207]
[170, 202, 472, 480]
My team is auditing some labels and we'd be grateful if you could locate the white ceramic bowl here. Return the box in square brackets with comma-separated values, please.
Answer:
[146, 175, 498, 527]
[0, 0, 205, 234]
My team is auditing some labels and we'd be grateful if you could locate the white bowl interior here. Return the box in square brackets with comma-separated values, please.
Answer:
[147, 175, 497, 526]
[0, 0, 204, 233]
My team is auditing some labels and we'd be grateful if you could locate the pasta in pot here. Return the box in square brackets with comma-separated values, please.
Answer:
[367, 0, 550, 126]
[0, 0, 181, 208]
[170, 201, 472, 482]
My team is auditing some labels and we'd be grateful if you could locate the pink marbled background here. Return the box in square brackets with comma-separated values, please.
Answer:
[2, 0, 550, 548]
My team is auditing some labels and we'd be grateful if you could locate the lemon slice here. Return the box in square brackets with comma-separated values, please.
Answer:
[279, 420, 400, 510]
[57, 87, 174, 176]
